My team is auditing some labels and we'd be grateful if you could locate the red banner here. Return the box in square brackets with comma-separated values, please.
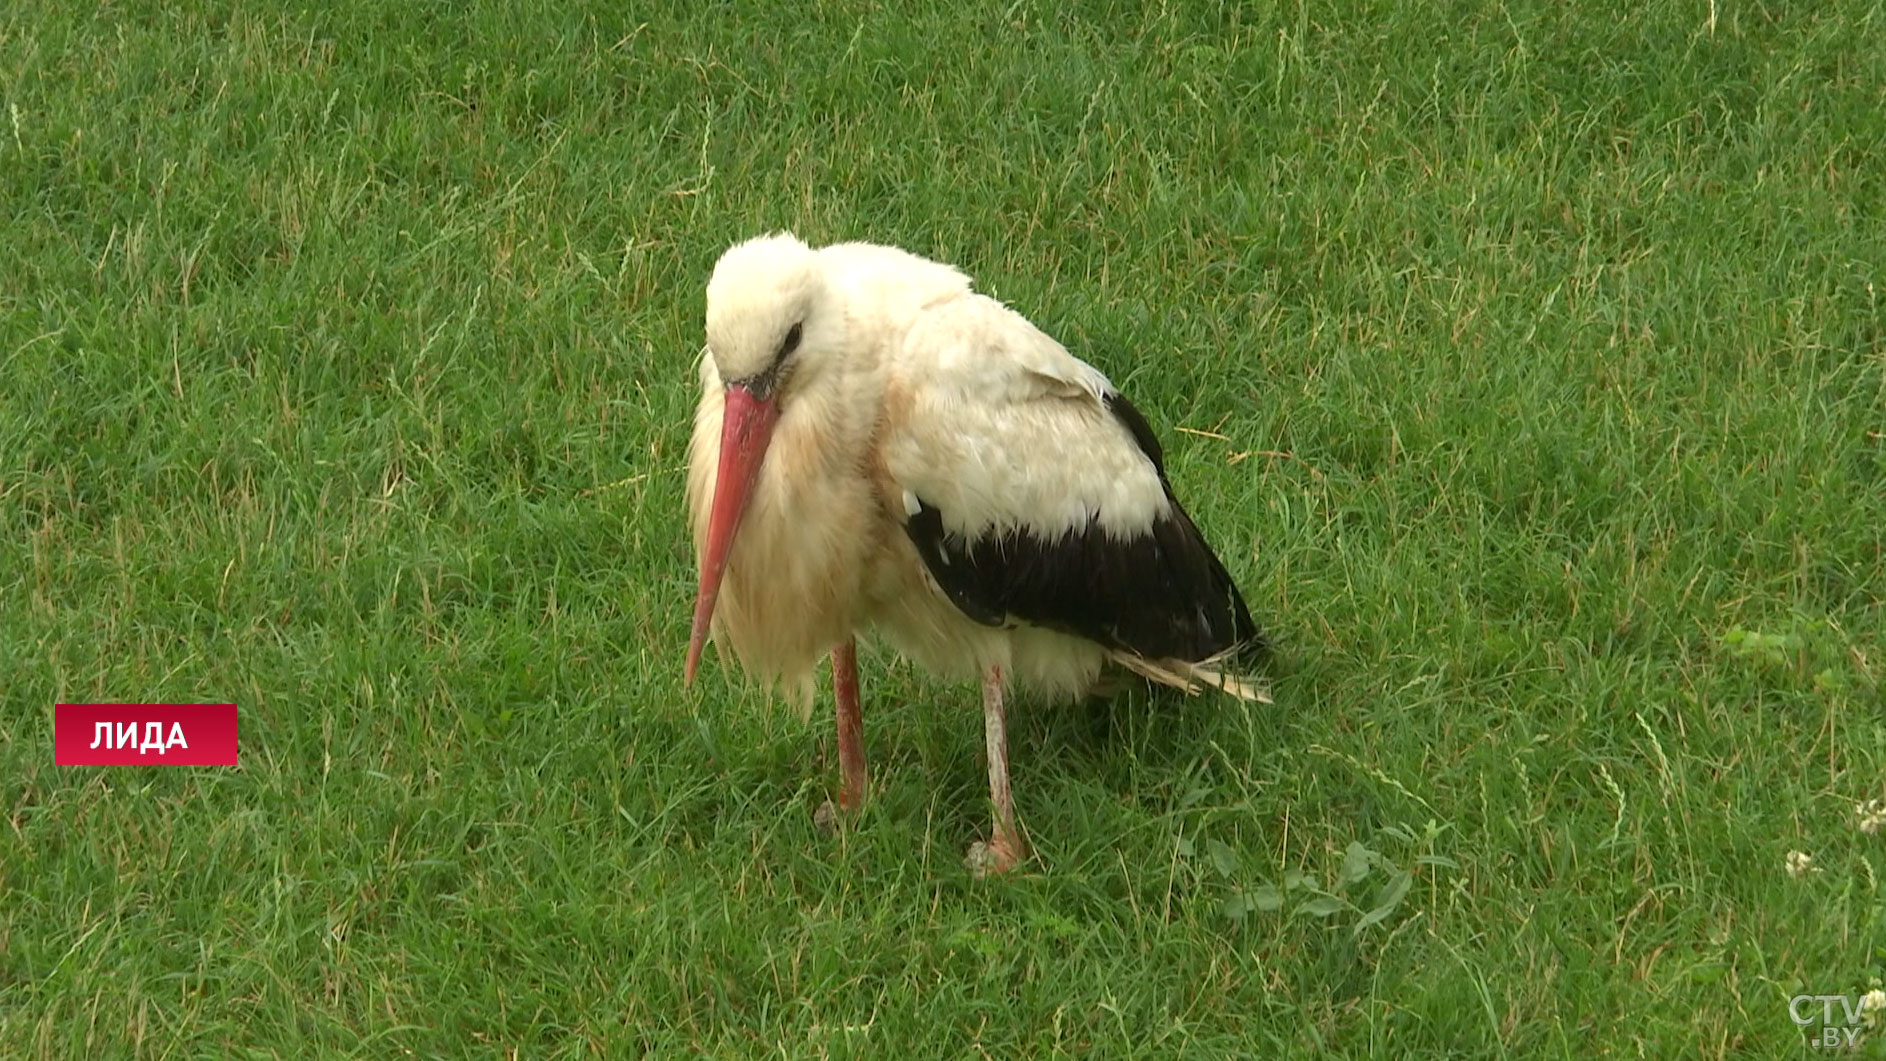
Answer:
[55, 704, 239, 766]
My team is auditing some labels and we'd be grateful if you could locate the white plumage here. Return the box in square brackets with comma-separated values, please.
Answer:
[684, 233, 1264, 876]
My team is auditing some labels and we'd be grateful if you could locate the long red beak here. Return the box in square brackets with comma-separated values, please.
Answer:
[685, 383, 780, 685]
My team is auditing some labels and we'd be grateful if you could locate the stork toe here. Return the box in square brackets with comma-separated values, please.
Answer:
[812, 798, 844, 836]
[964, 832, 1026, 878]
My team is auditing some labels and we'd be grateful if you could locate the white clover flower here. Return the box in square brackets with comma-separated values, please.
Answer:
[1787, 850, 1818, 879]
[1861, 989, 1886, 1028]
[1857, 799, 1886, 835]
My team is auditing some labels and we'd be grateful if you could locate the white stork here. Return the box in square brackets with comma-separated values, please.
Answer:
[683, 233, 1266, 876]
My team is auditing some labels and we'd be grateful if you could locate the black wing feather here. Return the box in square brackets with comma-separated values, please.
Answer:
[901, 393, 1263, 663]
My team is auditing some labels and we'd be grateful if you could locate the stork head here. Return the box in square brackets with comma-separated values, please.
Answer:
[686, 233, 836, 684]
[702, 232, 830, 386]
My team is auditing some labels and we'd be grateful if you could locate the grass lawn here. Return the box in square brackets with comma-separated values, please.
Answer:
[4, 0, 1885, 1055]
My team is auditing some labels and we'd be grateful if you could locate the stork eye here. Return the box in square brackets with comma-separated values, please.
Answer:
[779, 322, 803, 359]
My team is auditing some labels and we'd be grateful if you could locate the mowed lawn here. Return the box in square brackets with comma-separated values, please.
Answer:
[4, 0, 1884, 1055]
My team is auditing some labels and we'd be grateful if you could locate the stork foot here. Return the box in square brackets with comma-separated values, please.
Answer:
[964, 832, 1026, 878]
[813, 783, 868, 835]
[813, 798, 843, 836]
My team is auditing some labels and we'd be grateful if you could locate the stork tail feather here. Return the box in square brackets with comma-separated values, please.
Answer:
[1109, 648, 1272, 704]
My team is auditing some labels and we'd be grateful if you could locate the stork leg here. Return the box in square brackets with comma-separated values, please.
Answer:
[832, 638, 867, 811]
[965, 664, 1026, 877]
[815, 639, 867, 834]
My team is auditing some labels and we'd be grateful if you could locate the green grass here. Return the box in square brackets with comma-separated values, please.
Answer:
[3, 0, 1885, 1055]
